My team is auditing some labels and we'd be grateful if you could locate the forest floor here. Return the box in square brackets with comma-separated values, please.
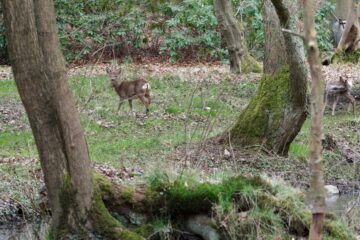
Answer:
[0, 63, 359, 233]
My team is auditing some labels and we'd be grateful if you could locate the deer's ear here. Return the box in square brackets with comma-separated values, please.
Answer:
[116, 68, 122, 75]
[339, 76, 345, 83]
[106, 67, 111, 74]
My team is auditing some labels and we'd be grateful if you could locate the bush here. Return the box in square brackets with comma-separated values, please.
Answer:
[0, 0, 336, 64]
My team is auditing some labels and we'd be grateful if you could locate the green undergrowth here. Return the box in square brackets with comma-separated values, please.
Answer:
[95, 173, 355, 240]
[330, 49, 360, 64]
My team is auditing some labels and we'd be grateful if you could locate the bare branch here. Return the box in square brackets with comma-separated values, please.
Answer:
[281, 28, 305, 40]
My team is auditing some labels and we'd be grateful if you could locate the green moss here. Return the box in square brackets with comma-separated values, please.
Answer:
[231, 67, 290, 146]
[324, 220, 356, 240]
[134, 224, 155, 238]
[241, 52, 263, 74]
[122, 187, 135, 203]
[331, 49, 360, 64]
[167, 175, 271, 214]
[89, 176, 144, 240]
[93, 173, 115, 199]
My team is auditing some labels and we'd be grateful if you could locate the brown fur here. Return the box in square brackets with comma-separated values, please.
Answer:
[107, 67, 151, 113]
[325, 76, 355, 116]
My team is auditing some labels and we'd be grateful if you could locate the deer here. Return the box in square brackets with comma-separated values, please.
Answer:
[324, 75, 355, 116]
[106, 66, 151, 114]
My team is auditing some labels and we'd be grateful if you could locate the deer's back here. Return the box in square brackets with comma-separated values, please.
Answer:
[326, 81, 352, 95]
[116, 79, 149, 98]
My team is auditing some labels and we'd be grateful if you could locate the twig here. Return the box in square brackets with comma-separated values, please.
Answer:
[281, 28, 305, 40]
[330, 11, 339, 22]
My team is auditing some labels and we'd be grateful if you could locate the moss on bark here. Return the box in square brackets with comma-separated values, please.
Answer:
[231, 67, 290, 147]
[89, 175, 144, 240]
[241, 52, 263, 74]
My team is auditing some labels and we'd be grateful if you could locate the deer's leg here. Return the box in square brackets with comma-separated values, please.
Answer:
[145, 92, 151, 105]
[345, 92, 356, 115]
[332, 95, 340, 116]
[324, 93, 329, 113]
[139, 95, 150, 114]
[117, 98, 125, 113]
[128, 99, 133, 111]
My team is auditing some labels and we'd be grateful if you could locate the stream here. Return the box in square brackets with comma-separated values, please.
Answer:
[0, 194, 359, 240]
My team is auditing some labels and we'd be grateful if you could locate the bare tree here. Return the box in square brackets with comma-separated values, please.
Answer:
[304, 0, 326, 239]
[230, 0, 308, 155]
[214, 0, 261, 73]
[1, 0, 141, 238]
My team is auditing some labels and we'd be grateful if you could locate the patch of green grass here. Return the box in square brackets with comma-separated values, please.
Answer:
[0, 131, 36, 157]
[0, 80, 20, 101]
[288, 143, 309, 158]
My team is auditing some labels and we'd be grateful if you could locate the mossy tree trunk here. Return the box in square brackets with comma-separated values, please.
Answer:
[213, 0, 261, 73]
[1, 0, 142, 239]
[230, 0, 308, 155]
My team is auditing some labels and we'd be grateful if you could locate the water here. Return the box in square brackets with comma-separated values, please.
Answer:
[326, 193, 360, 215]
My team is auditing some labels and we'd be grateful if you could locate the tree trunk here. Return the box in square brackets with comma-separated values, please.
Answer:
[335, 0, 352, 20]
[1, 0, 142, 239]
[263, 0, 287, 74]
[336, 0, 359, 53]
[214, 0, 261, 73]
[303, 0, 326, 239]
[230, 0, 307, 155]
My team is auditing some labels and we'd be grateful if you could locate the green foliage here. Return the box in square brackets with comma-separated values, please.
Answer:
[233, 0, 265, 59]
[52, 0, 226, 63]
[315, 1, 336, 52]
[158, 0, 224, 62]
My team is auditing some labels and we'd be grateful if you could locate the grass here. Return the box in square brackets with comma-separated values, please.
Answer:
[0, 67, 359, 237]
[0, 71, 257, 166]
[0, 68, 358, 176]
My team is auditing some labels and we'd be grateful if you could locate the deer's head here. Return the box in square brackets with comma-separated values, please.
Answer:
[106, 67, 121, 87]
[339, 75, 353, 90]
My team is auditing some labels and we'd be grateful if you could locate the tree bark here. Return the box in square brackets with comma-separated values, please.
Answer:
[303, 0, 326, 239]
[335, 0, 352, 20]
[214, 0, 243, 73]
[214, 0, 261, 73]
[336, 0, 359, 53]
[230, 0, 307, 155]
[263, 0, 287, 74]
[1, 0, 142, 239]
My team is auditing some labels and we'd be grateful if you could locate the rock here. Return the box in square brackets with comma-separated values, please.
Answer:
[223, 149, 231, 159]
[186, 215, 220, 240]
[325, 185, 340, 195]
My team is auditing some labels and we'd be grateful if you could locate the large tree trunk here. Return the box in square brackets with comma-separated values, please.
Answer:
[303, 0, 326, 239]
[230, 0, 307, 155]
[336, 0, 360, 53]
[1, 0, 142, 239]
[263, 0, 287, 74]
[335, 0, 352, 20]
[214, 0, 261, 73]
